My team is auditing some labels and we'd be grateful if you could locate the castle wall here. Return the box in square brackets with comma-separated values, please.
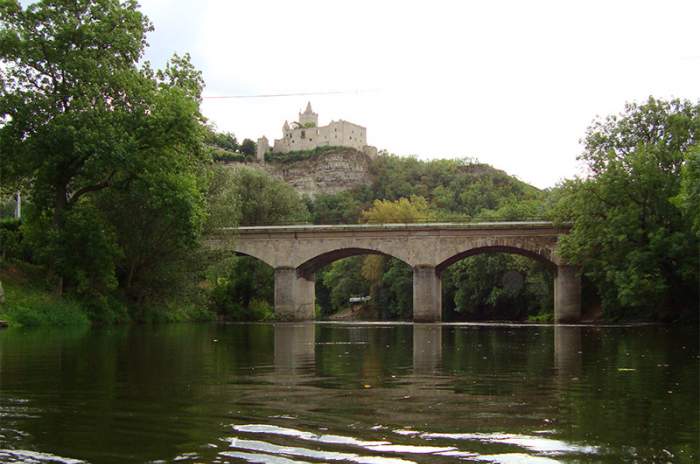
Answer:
[272, 121, 366, 153]
[270, 105, 369, 154]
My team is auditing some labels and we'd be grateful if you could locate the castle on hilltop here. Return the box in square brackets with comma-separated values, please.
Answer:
[256, 103, 377, 161]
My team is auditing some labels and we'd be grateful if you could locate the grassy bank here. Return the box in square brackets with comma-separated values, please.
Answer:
[0, 263, 215, 328]
[0, 264, 89, 327]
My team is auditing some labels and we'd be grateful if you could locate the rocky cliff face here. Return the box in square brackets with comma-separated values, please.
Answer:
[227, 148, 373, 198]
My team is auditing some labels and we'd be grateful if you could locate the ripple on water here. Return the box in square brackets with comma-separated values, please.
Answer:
[226, 423, 600, 464]
[0, 450, 84, 464]
[418, 432, 599, 455]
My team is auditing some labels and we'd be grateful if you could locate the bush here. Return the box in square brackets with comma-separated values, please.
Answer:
[0, 289, 90, 328]
[0, 219, 27, 261]
[264, 146, 347, 163]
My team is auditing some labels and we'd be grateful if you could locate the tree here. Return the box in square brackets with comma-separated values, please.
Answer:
[553, 97, 699, 319]
[675, 146, 700, 237]
[239, 138, 257, 157]
[0, 0, 205, 293]
[230, 167, 309, 226]
[361, 195, 432, 224]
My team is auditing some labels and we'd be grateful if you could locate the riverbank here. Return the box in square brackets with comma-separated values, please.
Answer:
[0, 263, 215, 328]
[0, 264, 89, 328]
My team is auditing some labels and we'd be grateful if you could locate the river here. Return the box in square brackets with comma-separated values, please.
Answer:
[0, 323, 697, 463]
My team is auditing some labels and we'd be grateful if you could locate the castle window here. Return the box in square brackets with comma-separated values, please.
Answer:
[301, 130, 306, 139]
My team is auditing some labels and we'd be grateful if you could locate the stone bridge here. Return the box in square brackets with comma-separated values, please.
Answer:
[206, 222, 581, 323]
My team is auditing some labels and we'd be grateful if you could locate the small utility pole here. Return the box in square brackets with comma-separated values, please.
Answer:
[14, 191, 21, 219]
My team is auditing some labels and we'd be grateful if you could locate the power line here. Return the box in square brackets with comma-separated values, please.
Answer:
[202, 89, 375, 99]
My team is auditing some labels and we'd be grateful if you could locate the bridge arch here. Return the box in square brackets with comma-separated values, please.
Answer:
[296, 247, 410, 279]
[436, 245, 556, 276]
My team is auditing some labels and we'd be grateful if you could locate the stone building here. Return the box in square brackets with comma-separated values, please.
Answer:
[256, 103, 377, 160]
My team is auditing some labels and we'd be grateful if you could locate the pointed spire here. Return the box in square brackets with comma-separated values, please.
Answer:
[283, 120, 289, 131]
[304, 101, 313, 114]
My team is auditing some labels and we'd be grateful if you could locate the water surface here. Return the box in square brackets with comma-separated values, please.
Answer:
[0, 323, 697, 463]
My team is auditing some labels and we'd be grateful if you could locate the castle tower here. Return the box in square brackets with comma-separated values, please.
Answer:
[298, 102, 318, 127]
[256, 136, 269, 163]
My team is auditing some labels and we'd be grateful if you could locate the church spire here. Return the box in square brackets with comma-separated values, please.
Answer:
[304, 101, 313, 114]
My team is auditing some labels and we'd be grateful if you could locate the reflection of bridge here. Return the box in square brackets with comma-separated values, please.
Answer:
[208, 223, 581, 323]
[273, 323, 582, 377]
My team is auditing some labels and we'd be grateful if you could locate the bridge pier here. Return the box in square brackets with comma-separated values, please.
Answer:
[413, 265, 442, 322]
[274, 268, 315, 321]
[554, 265, 581, 323]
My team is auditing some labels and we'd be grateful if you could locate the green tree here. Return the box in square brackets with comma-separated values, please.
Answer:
[308, 191, 362, 224]
[96, 170, 207, 306]
[230, 167, 309, 225]
[553, 97, 699, 319]
[675, 146, 700, 237]
[239, 138, 257, 157]
[0, 0, 204, 295]
[361, 195, 432, 224]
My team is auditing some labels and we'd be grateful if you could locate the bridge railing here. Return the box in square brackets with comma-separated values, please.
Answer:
[234, 216, 560, 227]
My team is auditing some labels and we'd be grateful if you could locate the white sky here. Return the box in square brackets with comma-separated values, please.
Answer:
[139, 0, 700, 189]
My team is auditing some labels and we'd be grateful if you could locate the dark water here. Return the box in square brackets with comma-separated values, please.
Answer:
[0, 323, 697, 464]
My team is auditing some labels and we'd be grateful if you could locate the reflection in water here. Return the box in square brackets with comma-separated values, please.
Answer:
[553, 325, 582, 378]
[273, 323, 316, 376]
[0, 323, 696, 464]
[412, 324, 442, 374]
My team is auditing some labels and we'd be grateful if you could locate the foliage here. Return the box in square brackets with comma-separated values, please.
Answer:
[364, 155, 542, 219]
[674, 146, 700, 237]
[209, 256, 274, 319]
[265, 145, 346, 163]
[319, 257, 369, 315]
[239, 138, 257, 157]
[21, 202, 122, 296]
[552, 97, 700, 320]
[361, 195, 433, 223]
[205, 129, 239, 152]
[96, 170, 207, 306]
[0, 218, 26, 261]
[442, 255, 553, 321]
[227, 167, 310, 226]
[0, 0, 206, 305]
[0, 264, 90, 327]
[307, 191, 362, 224]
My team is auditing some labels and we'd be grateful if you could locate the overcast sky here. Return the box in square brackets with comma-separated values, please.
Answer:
[139, 0, 699, 189]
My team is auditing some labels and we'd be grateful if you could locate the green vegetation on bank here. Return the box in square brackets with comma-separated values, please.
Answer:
[0, 263, 89, 327]
[205, 129, 257, 163]
[265, 145, 346, 163]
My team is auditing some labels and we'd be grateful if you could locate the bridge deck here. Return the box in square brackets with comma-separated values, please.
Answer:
[222, 221, 569, 234]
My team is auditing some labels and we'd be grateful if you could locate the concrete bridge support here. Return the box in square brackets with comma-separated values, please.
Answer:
[413, 266, 442, 322]
[274, 268, 315, 321]
[554, 265, 582, 323]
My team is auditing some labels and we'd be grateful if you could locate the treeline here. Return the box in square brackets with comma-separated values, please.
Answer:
[1, 1, 698, 326]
